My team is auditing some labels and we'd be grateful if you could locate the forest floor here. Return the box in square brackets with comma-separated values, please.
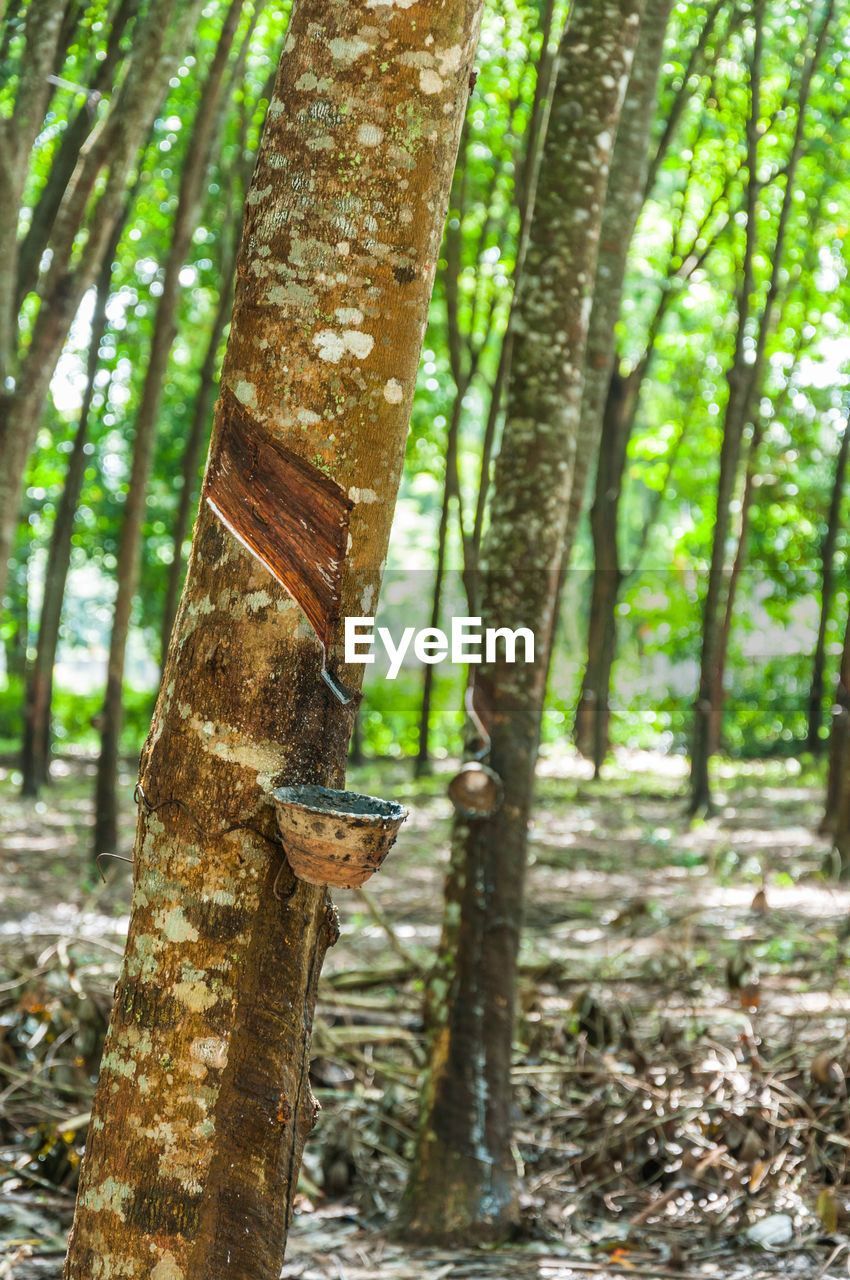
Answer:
[2, 747, 850, 1280]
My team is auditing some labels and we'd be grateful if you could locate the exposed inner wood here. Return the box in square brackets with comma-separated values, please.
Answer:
[205, 388, 354, 649]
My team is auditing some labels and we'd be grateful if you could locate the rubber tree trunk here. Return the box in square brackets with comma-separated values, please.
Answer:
[349, 708, 365, 766]
[420, 0, 560, 769]
[708, 421, 763, 755]
[416, 392, 463, 776]
[574, 367, 637, 773]
[561, 0, 673, 572]
[807, 412, 850, 754]
[93, 0, 246, 858]
[4, 524, 29, 686]
[63, 3, 482, 1276]
[689, 0, 834, 813]
[159, 234, 239, 663]
[0, 0, 68, 387]
[20, 221, 123, 796]
[14, 0, 142, 307]
[825, 609, 850, 842]
[567, 0, 672, 775]
[468, 0, 559, 588]
[397, 0, 643, 1245]
[158, 7, 263, 663]
[0, 0, 204, 607]
[689, 370, 752, 813]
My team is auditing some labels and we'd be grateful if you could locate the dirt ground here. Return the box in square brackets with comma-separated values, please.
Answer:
[2, 747, 850, 1280]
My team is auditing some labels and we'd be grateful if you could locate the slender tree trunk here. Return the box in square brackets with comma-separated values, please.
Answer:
[159, 6, 262, 663]
[690, 4, 765, 814]
[825, 603, 850, 828]
[349, 708, 365, 766]
[159, 232, 239, 662]
[468, 0, 559, 587]
[4, 528, 29, 686]
[15, 0, 142, 307]
[689, 0, 834, 813]
[94, 0, 246, 857]
[0, 0, 68, 385]
[690, 370, 752, 812]
[20, 220, 124, 796]
[398, 0, 643, 1244]
[561, 0, 672, 571]
[63, 3, 482, 1275]
[808, 412, 850, 753]
[565, 0, 671, 776]
[574, 368, 636, 773]
[708, 421, 763, 755]
[0, 0, 205, 607]
[827, 607, 850, 871]
[641, 0, 729, 199]
[574, 372, 690, 773]
[416, 391, 464, 775]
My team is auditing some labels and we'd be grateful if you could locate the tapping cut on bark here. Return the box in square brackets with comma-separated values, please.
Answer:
[205, 388, 354, 652]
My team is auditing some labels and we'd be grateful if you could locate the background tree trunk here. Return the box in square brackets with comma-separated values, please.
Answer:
[416, 394, 463, 776]
[14, 0, 142, 307]
[20, 216, 125, 796]
[574, 367, 638, 772]
[808, 413, 850, 753]
[689, 0, 834, 812]
[824, 606, 850, 839]
[93, 0, 246, 857]
[0, 0, 68, 385]
[398, 0, 643, 1245]
[708, 421, 763, 755]
[561, 0, 672, 572]
[63, 1, 483, 1275]
[159, 28, 265, 663]
[0, 0, 205, 606]
[159, 234, 239, 663]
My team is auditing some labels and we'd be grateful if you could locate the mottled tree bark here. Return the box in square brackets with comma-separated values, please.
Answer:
[398, 0, 643, 1245]
[0, 0, 204, 607]
[808, 413, 850, 754]
[93, 0, 246, 859]
[63, 1, 482, 1275]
